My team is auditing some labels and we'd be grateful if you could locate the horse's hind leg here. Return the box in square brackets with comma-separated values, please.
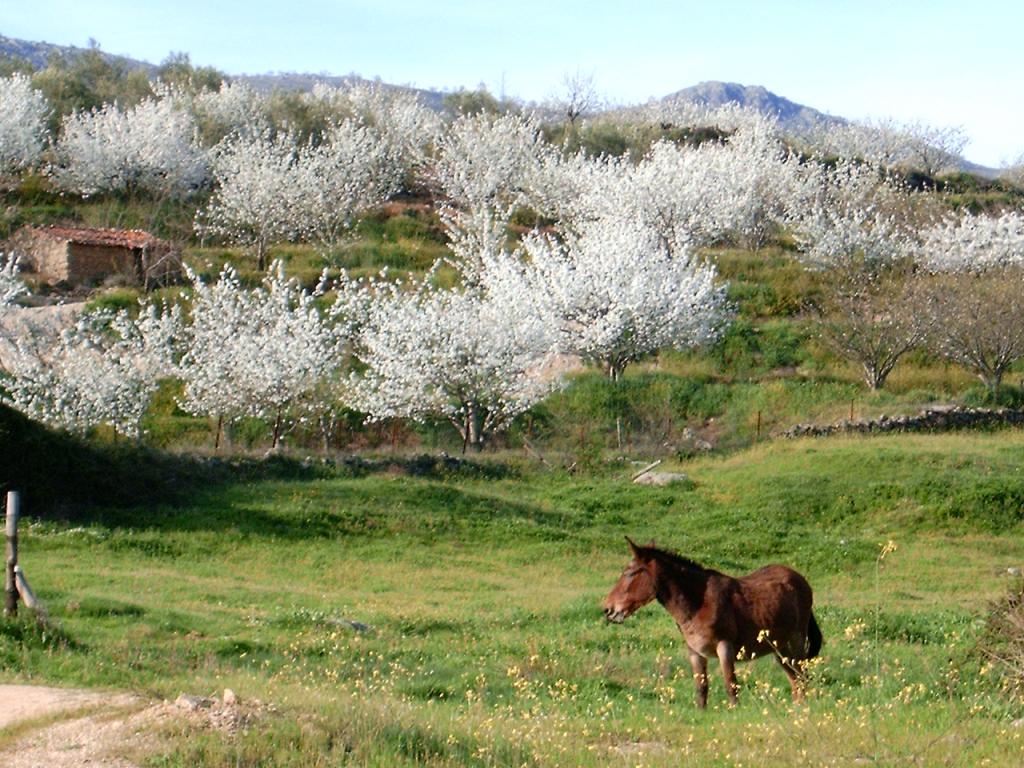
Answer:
[776, 654, 805, 702]
[688, 649, 708, 709]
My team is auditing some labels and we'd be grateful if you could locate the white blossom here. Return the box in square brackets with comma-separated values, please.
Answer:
[192, 80, 269, 142]
[2, 305, 178, 437]
[348, 273, 558, 450]
[798, 118, 966, 176]
[429, 111, 555, 276]
[336, 82, 441, 174]
[786, 160, 918, 268]
[290, 119, 401, 254]
[563, 116, 798, 249]
[502, 218, 729, 379]
[53, 95, 208, 197]
[176, 262, 344, 447]
[915, 211, 1024, 273]
[0, 74, 50, 173]
[0, 254, 27, 309]
[197, 130, 302, 270]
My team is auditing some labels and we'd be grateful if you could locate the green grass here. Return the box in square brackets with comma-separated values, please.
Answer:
[3, 431, 1024, 765]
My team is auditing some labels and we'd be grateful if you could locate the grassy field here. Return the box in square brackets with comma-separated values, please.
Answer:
[2, 431, 1023, 765]
[5, 187, 1024, 765]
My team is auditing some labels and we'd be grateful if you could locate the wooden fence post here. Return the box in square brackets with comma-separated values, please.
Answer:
[5, 491, 20, 618]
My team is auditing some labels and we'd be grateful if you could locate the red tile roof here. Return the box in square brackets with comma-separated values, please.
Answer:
[27, 226, 163, 249]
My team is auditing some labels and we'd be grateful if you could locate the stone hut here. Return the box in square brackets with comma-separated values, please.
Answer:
[11, 226, 182, 287]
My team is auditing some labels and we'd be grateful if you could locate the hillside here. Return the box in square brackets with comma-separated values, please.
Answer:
[1, 33, 1001, 176]
[0, 33, 155, 73]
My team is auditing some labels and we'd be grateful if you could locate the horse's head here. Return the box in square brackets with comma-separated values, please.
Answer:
[603, 537, 657, 623]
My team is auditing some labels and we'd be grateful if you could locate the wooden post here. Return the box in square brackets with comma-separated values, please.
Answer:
[5, 491, 20, 618]
[631, 459, 663, 482]
[756, 410, 762, 439]
[850, 400, 855, 421]
[14, 567, 37, 610]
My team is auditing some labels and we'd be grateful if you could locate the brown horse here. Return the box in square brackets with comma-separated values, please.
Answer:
[603, 538, 822, 708]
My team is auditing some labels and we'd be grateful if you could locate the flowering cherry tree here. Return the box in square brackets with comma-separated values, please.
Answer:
[505, 218, 728, 380]
[327, 82, 441, 181]
[0, 254, 26, 310]
[53, 95, 208, 197]
[560, 116, 798, 251]
[800, 118, 967, 176]
[428, 112, 554, 278]
[0, 74, 50, 175]
[290, 119, 401, 256]
[0, 254, 28, 372]
[914, 211, 1024, 395]
[197, 130, 302, 270]
[176, 263, 344, 448]
[192, 80, 269, 144]
[786, 160, 921, 268]
[915, 211, 1024, 272]
[2, 304, 178, 437]
[348, 273, 559, 451]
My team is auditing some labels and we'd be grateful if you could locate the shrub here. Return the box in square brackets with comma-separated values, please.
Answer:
[980, 579, 1024, 702]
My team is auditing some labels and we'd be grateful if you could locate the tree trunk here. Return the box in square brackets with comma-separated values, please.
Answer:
[271, 406, 283, 450]
[981, 370, 1003, 399]
[257, 238, 268, 272]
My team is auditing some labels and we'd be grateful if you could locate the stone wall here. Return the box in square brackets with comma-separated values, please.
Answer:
[12, 231, 69, 282]
[783, 406, 1024, 439]
[66, 243, 137, 285]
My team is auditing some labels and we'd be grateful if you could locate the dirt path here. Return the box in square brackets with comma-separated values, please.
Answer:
[0, 685, 258, 766]
[0, 685, 146, 766]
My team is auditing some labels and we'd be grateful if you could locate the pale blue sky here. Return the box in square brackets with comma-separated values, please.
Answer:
[5, 1, 1022, 165]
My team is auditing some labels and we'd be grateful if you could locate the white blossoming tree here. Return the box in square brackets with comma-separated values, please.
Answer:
[0, 254, 26, 310]
[290, 119, 401, 257]
[915, 211, 1024, 395]
[561, 116, 799, 251]
[506, 218, 729, 380]
[197, 130, 302, 270]
[0, 74, 50, 175]
[428, 112, 554, 278]
[335, 82, 441, 182]
[53, 94, 209, 198]
[786, 159, 920, 268]
[786, 159, 935, 389]
[348, 273, 559, 451]
[2, 304, 179, 437]
[0, 254, 28, 371]
[192, 80, 269, 144]
[800, 118, 967, 177]
[176, 263, 345, 449]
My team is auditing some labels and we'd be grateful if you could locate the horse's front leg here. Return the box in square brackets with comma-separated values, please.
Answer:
[716, 640, 739, 706]
[687, 649, 708, 709]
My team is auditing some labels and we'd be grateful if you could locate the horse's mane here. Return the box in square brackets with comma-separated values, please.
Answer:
[644, 545, 708, 573]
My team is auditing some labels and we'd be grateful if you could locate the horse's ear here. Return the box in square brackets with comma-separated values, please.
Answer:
[625, 536, 646, 559]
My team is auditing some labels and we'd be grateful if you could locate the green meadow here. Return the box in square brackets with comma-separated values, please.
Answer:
[2, 431, 1023, 766]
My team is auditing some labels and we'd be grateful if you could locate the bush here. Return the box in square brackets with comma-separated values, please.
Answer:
[980, 579, 1024, 702]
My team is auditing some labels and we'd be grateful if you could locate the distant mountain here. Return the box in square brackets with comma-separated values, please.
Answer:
[0, 33, 156, 73]
[657, 81, 844, 133]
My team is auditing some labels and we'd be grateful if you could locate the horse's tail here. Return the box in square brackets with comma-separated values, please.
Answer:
[806, 612, 823, 659]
